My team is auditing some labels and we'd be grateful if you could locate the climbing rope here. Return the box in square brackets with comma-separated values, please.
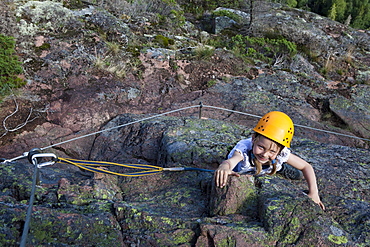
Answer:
[19, 149, 57, 247]
[58, 157, 214, 176]
[58, 157, 164, 176]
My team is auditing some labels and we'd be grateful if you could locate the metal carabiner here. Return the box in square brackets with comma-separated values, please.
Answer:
[1, 148, 57, 168]
[29, 153, 58, 168]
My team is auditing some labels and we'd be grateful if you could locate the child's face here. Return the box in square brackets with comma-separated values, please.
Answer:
[252, 135, 280, 164]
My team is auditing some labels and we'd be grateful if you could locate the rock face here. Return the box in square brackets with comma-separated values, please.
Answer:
[0, 0, 370, 246]
[1, 116, 369, 246]
[329, 85, 370, 139]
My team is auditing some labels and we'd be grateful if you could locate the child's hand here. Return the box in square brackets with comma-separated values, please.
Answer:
[308, 192, 325, 211]
[214, 163, 240, 188]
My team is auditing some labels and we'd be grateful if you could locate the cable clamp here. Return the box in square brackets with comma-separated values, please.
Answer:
[162, 167, 185, 171]
[1, 152, 29, 164]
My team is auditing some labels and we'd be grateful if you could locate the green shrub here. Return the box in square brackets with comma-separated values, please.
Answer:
[207, 79, 217, 87]
[180, 0, 244, 16]
[213, 9, 242, 23]
[62, 0, 84, 9]
[194, 45, 215, 60]
[207, 35, 229, 48]
[206, 33, 297, 64]
[228, 34, 297, 63]
[153, 35, 175, 48]
[169, 9, 186, 27]
[0, 34, 25, 98]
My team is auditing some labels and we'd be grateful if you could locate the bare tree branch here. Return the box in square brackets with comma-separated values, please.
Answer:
[1, 96, 40, 138]
[273, 54, 285, 67]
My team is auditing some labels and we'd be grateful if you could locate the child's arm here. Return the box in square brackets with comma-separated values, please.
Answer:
[214, 151, 244, 188]
[287, 154, 325, 210]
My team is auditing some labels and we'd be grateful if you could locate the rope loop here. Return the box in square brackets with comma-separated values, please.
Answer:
[58, 157, 164, 177]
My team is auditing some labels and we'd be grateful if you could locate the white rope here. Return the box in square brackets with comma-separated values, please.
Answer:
[201, 105, 370, 142]
[294, 123, 369, 141]
[201, 105, 262, 118]
[39, 104, 369, 151]
[40, 105, 199, 151]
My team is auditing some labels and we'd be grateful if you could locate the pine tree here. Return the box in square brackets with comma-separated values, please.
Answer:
[328, 3, 337, 20]
[332, 0, 346, 22]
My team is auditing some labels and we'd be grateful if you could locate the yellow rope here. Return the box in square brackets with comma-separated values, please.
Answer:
[58, 157, 164, 177]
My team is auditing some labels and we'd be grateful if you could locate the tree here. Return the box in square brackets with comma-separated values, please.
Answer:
[328, 3, 337, 20]
[332, 0, 346, 22]
[350, 0, 370, 28]
[286, 0, 297, 7]
[296, 0, 309, 9]
[305, 0, 370, 29]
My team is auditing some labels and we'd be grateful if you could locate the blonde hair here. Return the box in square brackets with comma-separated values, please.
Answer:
[252, 133, 284, 176]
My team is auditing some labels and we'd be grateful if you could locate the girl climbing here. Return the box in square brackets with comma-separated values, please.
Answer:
[214, 111, 325, 210]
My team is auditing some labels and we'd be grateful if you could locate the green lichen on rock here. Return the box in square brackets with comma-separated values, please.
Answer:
[57, 180, 94, 205]
[278, 216, 302, 244]
[31, 220, 55, 243]
[161, 118, 249, 166]
[93, 173, 123, 201]
[328, 234, 348, 244]
[169, 228, 195, 245]
[25, 206, 122, 246]
[0, 205, 23, 246]
[218, 236, 237, 247]
[209, 176, 258, 217]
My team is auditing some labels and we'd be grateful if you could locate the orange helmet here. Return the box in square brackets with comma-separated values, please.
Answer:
[253, 111, 294, 148]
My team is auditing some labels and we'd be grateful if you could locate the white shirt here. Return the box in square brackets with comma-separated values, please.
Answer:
[227, 138, 291, 175]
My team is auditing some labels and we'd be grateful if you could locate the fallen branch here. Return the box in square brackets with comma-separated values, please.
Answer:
[273, 54, 284, 67]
